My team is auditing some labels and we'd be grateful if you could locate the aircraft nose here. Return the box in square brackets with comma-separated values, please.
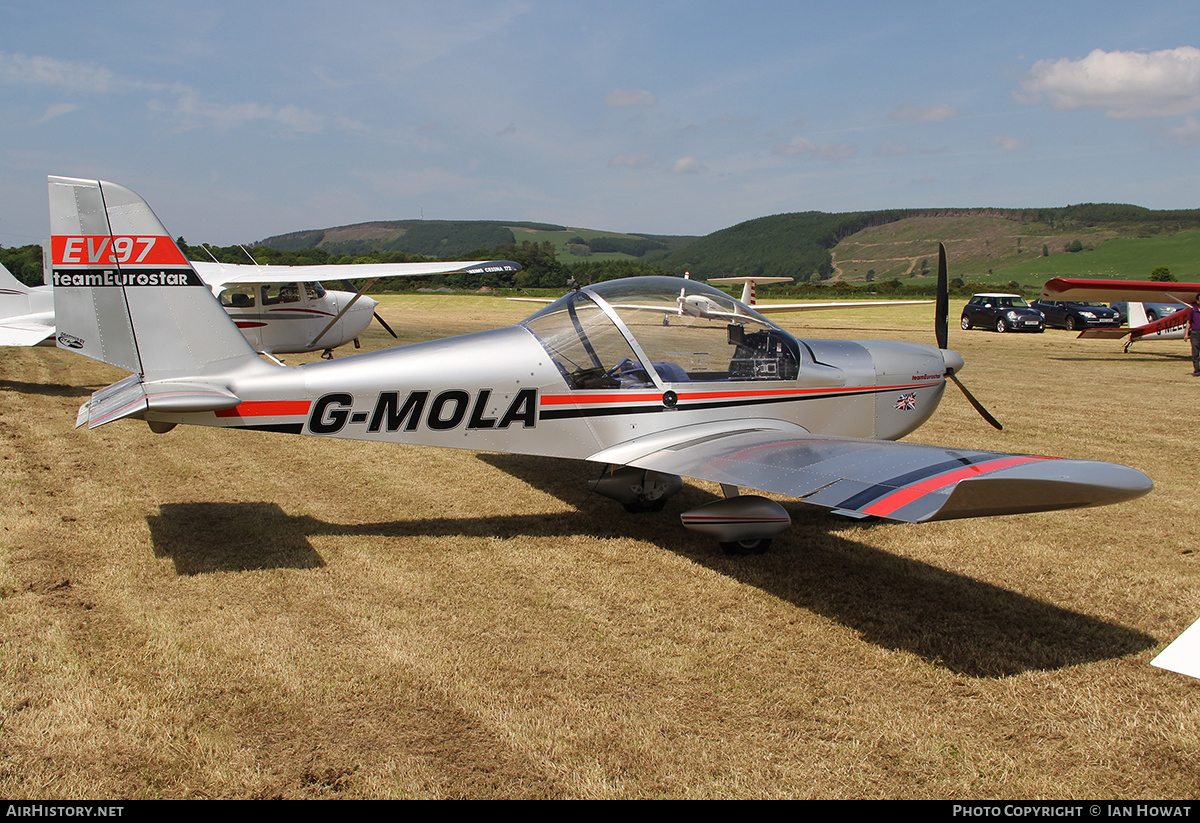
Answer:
[940, 348, 964, 375]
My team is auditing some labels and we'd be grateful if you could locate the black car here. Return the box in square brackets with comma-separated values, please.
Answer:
[1029, 300, 1121, 331]
[961, 294, 1045, 333]
[1108, 302, 1185, 325]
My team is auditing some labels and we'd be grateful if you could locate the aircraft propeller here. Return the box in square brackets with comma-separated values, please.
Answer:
[936, 243, 1003, 431]
[340, 279, 399, 340]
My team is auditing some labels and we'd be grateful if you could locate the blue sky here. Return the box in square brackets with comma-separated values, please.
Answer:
[2, 0, 1200, 247]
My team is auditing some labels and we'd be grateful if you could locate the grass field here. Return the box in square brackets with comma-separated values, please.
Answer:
[1, 295, 1197, 798]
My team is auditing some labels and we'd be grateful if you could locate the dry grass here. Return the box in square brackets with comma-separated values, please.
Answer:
[0, 295, 1197, 798]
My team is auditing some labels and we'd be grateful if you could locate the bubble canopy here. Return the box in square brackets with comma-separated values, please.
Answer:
[520, 276, 801, 390]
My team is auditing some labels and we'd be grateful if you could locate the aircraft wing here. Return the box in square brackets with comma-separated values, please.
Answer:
[1042, 278, 1200, 303]
[0, 313, 55, 346]
[587, 421, 1152, 523]
[192, 259, 521, 287]
[751, 299, 933, 314]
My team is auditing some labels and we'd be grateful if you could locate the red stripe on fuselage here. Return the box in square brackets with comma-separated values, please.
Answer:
[215, 400, 311, 418]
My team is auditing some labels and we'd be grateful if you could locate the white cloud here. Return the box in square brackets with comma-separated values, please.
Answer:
[605, 89, 657, 107]
[0, 52, 120, 93]
[1018, 47, 1200, 118]
[671, 156, 707, 174]
[158, 93, 323, 132]
[889, 103, 961, 122]
[1163, 116, 1200, 146]
[32, 103, 80, 125]
[0, 50, 328, 135]
[772, 135, 855, 162]
[992, 134, 1027, 153]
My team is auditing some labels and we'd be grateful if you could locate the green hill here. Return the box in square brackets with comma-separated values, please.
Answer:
[259, 221, 695, 264]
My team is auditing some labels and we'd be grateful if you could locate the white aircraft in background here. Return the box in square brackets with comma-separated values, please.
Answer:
[190, 257, 519, 358]
[1, 248, 519, 358]
[0, 261, 54, 346]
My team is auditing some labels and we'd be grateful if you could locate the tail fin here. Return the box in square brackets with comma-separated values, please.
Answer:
[48, 176, 257, 378]
[1127, 301, 1150, 328]
[707, 276, 794, 306]
[0, 260, 30, 295]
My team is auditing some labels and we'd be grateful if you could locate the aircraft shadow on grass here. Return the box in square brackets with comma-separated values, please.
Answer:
[146, 452, 1156, 679]
[0, 378, 96, 398]
[1047, 352, 1187, 363]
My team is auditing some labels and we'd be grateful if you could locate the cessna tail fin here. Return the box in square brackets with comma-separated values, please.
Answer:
[707, 276, 794, 306]
[48, 176, 257, 379]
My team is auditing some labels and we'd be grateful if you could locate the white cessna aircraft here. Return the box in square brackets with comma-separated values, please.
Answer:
[1, 244, 519, 358]
[50, 175, 1152, 554]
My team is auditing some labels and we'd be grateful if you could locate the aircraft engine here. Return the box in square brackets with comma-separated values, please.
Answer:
[590, 466, 683, 513]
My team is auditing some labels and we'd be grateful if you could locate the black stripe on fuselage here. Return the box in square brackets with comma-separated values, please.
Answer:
[231, 423, 305, 434]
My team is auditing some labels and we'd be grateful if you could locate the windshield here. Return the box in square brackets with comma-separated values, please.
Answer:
[996, 296, 1030, 308]
[521, 277, 800, 388]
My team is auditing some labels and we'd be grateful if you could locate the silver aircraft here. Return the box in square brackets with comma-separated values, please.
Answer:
[49, 175, 1152, 553]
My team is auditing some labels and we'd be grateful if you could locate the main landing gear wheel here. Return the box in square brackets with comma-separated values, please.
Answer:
[961, 316, 971, 330]
[720, 538, 772, 556]
[995, 318, 1007, 333]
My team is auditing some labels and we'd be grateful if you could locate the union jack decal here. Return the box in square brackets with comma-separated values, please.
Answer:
[894, 392, 917, 411]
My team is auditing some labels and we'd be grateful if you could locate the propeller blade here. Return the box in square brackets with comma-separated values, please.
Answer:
[374, 312, 398, 338]
[950, 374, 1003, 430]
[935, 243, 949, 350]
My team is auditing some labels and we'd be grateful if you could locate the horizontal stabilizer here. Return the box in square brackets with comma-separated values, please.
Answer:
[78, 375, 240, 429]
[0, 317, 56, 346]
[590, 422, 1152, 523]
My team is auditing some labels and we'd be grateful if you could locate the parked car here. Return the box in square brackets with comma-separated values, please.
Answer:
[1029, 299, 1121, 331]
[960, 294, 1045, 333]
[1108, 302, 1185, 325]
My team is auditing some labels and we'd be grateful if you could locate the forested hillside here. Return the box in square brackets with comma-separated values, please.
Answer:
[5, 202, 1200, 291]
